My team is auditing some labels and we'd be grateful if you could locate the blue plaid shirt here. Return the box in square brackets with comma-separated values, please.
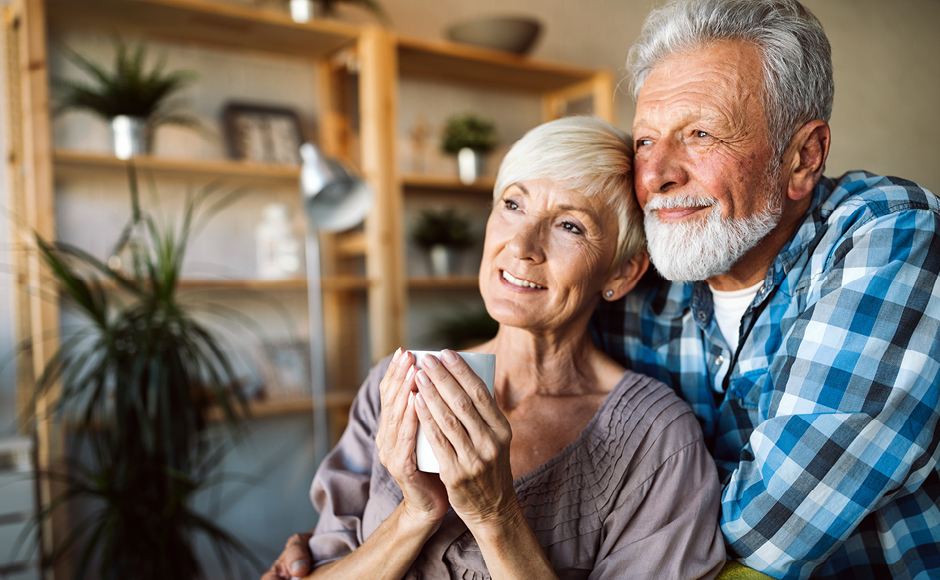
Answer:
[593, 171, 940, 580]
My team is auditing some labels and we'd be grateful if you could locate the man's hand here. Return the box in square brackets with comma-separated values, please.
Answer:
[261, 532, 313, 580]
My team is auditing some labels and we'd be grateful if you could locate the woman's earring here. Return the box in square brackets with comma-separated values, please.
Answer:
[605, 290, 614, 298]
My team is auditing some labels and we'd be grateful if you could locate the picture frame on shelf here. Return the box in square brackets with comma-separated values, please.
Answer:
[259, 339, 312, 400]
[222, 102, 305, 164]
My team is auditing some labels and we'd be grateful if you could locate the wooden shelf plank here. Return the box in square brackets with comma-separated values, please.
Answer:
[207, 392, 357, 422]
[402, 173, 495, 195]
[397, 35, 598, 92]
[46, 0, 360, 59]
[408, 275, 479, 290]
[73, 276, 371, 292]
[55, 150, 301, 184]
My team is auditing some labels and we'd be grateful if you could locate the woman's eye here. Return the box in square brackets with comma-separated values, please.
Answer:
[561, 221, 583, 234]
[503, 199, 519, 210]
[695, 130, 709, 138]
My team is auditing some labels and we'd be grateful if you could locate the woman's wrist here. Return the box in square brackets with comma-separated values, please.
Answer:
[466, 505, 558, 580]
[397, 499, 445, 539]
[463, 501, 529, 547]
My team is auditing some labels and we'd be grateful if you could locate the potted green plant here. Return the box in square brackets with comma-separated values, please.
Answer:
[54, 40, 199, 159]
[411, 208, 474, 277]
[283, 0, 389, 24]
[31, 167, 259, 579]
[441, 112, 498, 184]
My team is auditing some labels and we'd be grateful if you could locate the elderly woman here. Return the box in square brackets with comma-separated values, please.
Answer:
[264, 116, 725, 580]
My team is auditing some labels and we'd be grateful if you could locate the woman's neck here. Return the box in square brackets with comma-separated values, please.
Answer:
[474, 324, 621, 411]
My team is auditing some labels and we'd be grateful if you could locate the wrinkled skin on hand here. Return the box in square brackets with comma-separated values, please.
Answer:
[412, 350, 517, 531]
[261, 532, 312, 580]
[375, 349, 450, 528]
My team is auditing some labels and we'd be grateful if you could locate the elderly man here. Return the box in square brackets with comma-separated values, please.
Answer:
[265, 1, 939, 579]
[592, 0, 940, 579]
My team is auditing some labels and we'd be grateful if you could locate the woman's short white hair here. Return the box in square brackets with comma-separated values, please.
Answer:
[627, 0, 833, 160]
[493, 116, 645, 272]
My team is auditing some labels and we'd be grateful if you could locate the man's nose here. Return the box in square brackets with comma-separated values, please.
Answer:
[638, 138, 688, 196]
[507, 220, 546, 262]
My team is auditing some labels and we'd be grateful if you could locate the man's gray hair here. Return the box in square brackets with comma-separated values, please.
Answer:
[626, 0, 833, 159]
[493, 116, 645, 272]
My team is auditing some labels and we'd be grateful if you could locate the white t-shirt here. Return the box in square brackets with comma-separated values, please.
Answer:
[709, 280, 764, 352]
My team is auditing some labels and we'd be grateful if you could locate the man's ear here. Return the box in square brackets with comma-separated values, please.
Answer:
[603, 250, 649, 301]
[785, 120, 831, 202]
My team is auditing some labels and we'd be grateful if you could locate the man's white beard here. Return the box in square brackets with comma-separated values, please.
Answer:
[644, 192, 782, 282]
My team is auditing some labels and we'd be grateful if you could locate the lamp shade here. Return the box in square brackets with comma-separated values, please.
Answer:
[300, 143, 373, 232]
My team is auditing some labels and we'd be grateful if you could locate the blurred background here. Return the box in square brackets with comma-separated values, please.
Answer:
[0, 0, 937, 577]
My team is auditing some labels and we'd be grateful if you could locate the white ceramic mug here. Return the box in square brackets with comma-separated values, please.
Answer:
[409, 350, 496, 473]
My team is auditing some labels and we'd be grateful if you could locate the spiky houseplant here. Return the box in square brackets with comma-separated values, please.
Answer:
[441, 112, 498, 155]
[410, 208, 474, 249]
[33, 167, 258, 579]
[54, 40, 199, 139]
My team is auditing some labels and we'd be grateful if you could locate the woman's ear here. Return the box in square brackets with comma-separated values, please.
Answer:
[785, 120, 831, 202]
[603, 250, 649, 301]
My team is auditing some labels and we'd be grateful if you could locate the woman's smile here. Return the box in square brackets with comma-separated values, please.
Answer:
[500, 269, 547, 291]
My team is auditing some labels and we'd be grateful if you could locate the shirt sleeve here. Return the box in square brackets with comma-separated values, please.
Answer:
[721, 206, 940, 579]
[590, 413, 727, 580]
[307, 359, 389, 567]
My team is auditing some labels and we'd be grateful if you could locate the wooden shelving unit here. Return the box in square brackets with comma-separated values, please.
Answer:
[45, 0, 360, 58]
[78, 276, 371, 292]
[55, 149, 302, 184]
[205, 391, 357, 422]
[401, 173, 495, 195]
[408, 275, 479, 290]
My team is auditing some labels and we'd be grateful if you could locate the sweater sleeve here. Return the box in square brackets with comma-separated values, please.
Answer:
[307, 358, 390, 567]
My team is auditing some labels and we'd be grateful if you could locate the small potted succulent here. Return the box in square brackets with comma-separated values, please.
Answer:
[441, 112, 498, 184]
[411, 208, 474, 277]
[54, 40, 199, 159]
[283, 0, 389, 23]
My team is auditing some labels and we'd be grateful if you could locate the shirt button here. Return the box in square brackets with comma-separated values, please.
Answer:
[715, 355, 724, 366]
[698, 311, 707, 322]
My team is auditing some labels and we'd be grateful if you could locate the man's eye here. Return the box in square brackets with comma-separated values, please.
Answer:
[695, 130, 709, 138]
[636, 138, 652, 148]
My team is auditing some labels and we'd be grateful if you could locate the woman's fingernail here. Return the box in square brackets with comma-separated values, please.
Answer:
[416, 369, 430, 386]
[399, 350, 411, 367]
[415, 392, 427, 408]
[392, 347, 401, 363]
[405, 365, 416, 382]
[441, 349, 459, 365]
[422, 353, 440, 369]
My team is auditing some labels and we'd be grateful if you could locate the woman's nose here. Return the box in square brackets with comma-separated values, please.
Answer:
[637, 138, 688, 196]
[507, 220, 545, 262]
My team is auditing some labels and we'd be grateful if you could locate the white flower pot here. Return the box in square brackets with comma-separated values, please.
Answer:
[110, 115, 149, 160]
[289, 0, 317, 22]
[429, 244, 459, 277]
[457, 147, 486, 184]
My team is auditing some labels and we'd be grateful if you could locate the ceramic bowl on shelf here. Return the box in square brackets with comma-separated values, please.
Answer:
[445, 16, 542, 55]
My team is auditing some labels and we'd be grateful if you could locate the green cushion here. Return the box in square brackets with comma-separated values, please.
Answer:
[715, 561, 776, 580]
